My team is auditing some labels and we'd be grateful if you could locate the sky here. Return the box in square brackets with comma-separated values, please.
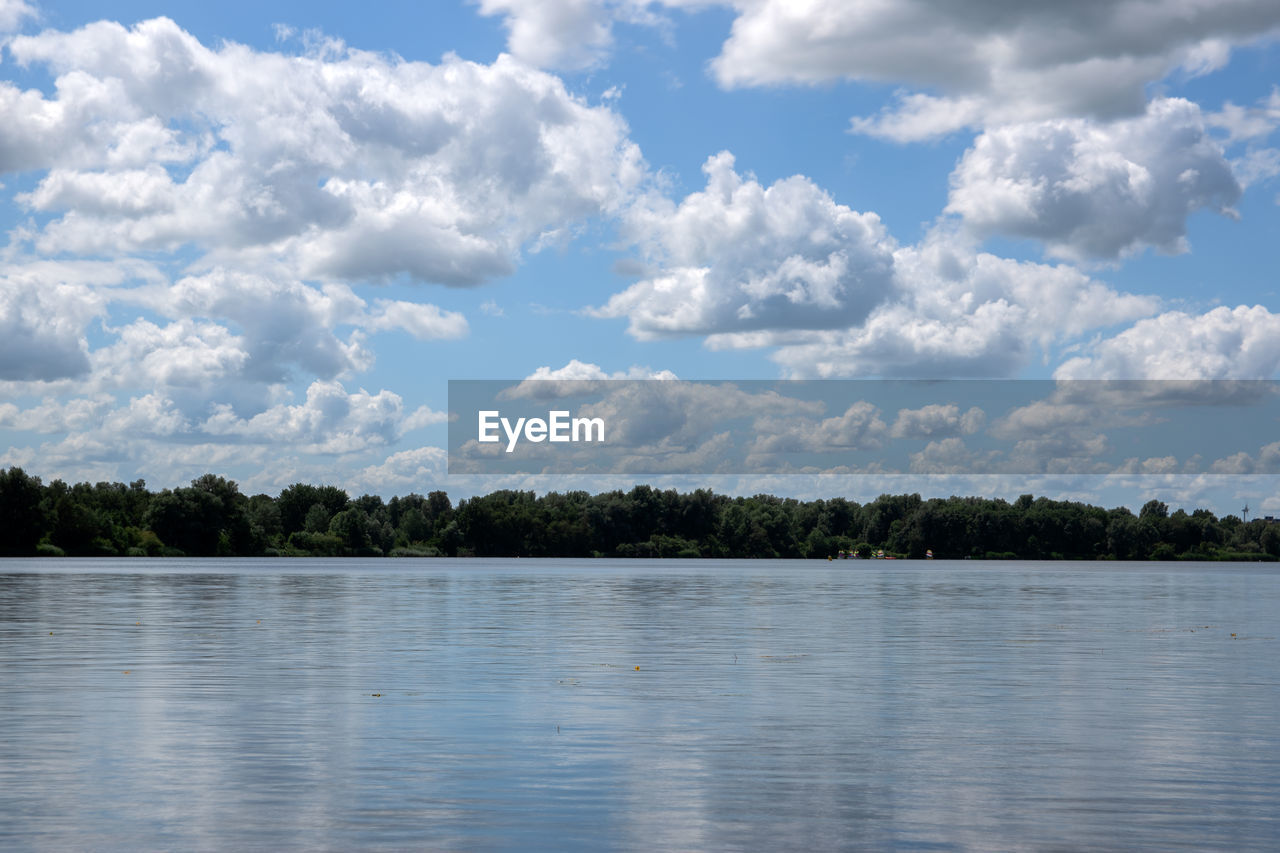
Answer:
[3, 0, 1280, 512]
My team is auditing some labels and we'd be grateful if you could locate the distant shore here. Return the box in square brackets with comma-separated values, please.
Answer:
[4, 467, 1278, 562]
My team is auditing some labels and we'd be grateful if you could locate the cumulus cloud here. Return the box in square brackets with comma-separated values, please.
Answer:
[590, 148, 1156, 376]
[907, 438, 992, 475]
[526, 358, 677, 380]
[749, 401, 888, 455]
[6, 378, 431, 459]
[1054, 305, 1280, 379]
[53, 269, 464, 415]
[5, 17, 645, 284]
[0, 377, 445, 490]
[0, 273, 103, 380]
[1209, 441, 1280, 474]
[947, 98, 1240, 261]
[591, 151, 896, 339]
[351, 446, 449, 493]
[100, 392, 192, 439]
[489, 359, 678, 401]
[701, 0, 1280, 139]
[0, 259, 167, 391]
[0, 394, 113, 433]
[471, 0, 1280, 139]
[364, 299, 469, 340]
[990, 400, 1107, 441]
[0, 0, 33, 34]
[91, 318, 251, 392]
[472, 0, 675, 70]
[573, 382, 820, 450]
[132, 270, 372, 384]
[474, 0, 615, 70]
[891, 404, 985, 439]
[202, 379, 417, 454]
[756, 234, 1157, 377]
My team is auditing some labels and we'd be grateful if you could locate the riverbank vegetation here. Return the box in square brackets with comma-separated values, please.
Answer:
[0, 467, 1276, 561]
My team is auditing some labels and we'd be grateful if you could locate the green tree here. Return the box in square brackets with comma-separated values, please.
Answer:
[0, 467, 46, 555]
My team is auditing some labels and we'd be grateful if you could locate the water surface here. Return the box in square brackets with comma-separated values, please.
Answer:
[1, 559, 1277, 850]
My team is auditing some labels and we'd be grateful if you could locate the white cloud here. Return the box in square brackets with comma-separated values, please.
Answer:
[0, 259, 163, 391]
[990, 400, 1104, 441]
[1003, 433, 1114, 475]
[401, 405, 449, 431]
[101, 392, 192, 438]
[0, 377, 445, 490]
[472, 0, 675, 70]
[351, 446, 449, 493]
[133, 270, 372, 384]
[202, 379, 416, 454]
[92, 318, 250, 391]
[562, 382, 822, 453]
[907, 437, 989, 475]
[0, 255, 463, 483]
[947, 98, 1240, 261]
[0, 273, 103, 380]
[474, 0, 615, 70]
[525, 358, 677, 381]
[704, 0, 1280, 139]
[593, 151, 1157, 377]
[1210, 87, 1280, 142]
[1054, 305, 1280, 379]
[365, 299, 469, 340]
[495, 359, 678, 401]
[891, 404, 985, 439]
[0, 394, 113, 433]
[108, 269, 463, 394]
[1209, 441, 1280, 474]
[469, 0, 1280, 141]
[1208, 88, 1280, 187]
[0, 0, 35, 33]
[749, 401, 888, 455]
[592, 151, 896, 339]
[5, 17, 645, 285]
[757, 234, 1157, 377]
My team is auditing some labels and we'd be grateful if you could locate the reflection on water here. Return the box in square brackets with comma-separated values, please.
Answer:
[1, 559, 1277, 850]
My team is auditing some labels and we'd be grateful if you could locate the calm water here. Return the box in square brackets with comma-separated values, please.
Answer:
[1, 559, 1277, 851]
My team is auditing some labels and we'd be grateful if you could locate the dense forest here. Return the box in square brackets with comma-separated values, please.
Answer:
[0, 466, 1277, 561]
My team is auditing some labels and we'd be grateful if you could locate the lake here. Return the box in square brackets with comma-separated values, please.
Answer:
[1, 558, 1277, 850]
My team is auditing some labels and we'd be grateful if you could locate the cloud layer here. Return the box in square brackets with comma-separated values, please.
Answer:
[479, 0, 1280, 139]
[1, 5, 1276, 498]
[6, 17, 644, 284]
[0, 15, 650, 490]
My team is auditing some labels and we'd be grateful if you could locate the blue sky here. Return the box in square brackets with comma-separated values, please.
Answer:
[3, 0, 1280, 512]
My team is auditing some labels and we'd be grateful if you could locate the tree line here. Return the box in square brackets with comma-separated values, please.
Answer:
[0, 466, 1277, 561]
